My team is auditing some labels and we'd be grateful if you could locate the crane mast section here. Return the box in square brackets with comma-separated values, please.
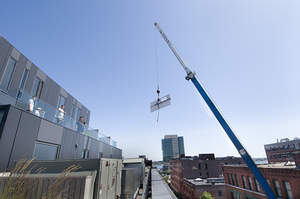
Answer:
[154, 23, 193, 77]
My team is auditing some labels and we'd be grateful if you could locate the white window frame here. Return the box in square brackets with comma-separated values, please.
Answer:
[283, 181, 293, 199]
[255, 178, 261, 192]
[273, 180, 282, 197]
[248, 176, 254, 190]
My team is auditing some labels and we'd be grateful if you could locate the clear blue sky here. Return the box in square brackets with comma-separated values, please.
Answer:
[1, 0, 300, 160]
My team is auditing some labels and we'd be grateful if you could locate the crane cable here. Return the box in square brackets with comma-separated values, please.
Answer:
[154, 29, 160, 123]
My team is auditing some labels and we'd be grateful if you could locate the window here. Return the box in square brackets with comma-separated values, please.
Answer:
[0, 57, 16, 90]
[71, 104, 78, 119]
[248, 176, 254, 190]
[283, 181, 293, 199]
[242, 175, 247, 188]
[234, 174, 239, 187]
[82, 149, 89, 159]
[231, 191, 241, 199]
[254, 179, 261, 192]
[33, 142, 59, 160]
[231, 174, 235, 185]
[19, 68, 29, 90]
[0, 108, 9, 138]
[31, 77, 43, 98]
[227, 174, 232, 184]
[57, 95, 65, 108]
[198, 163, 201, 169]
[273, 180, 282, 197]
[245, 195, 259, 199]
[218, 191, 222, 196]
[205, 163, 208, 169]
[206, 172, 209, 178]
[98, 152, 103, 158]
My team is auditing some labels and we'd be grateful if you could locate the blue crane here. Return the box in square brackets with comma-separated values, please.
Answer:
[154, 22, 276, 199]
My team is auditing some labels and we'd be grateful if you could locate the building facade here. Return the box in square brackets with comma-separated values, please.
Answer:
[181, 178, 225, 199]
[264, 138, 300, 163]
[170, 154, 243, 194]
[161, 135, 185, 162]
[0, 36, 121, 171]
[0, 35, 90, 131]
[223, 154, 300, 199]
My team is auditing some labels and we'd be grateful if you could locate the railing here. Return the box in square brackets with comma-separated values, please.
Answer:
[15, 89, 78, 131]
[82, 128, 118, 147]
[11, 89, 117, 147]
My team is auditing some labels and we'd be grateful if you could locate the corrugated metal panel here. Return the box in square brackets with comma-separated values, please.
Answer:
[121, 168, 140, 199]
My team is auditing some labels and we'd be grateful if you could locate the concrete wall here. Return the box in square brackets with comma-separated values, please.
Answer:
[0, 105, 122, 171]
[0, 36, 90, 123]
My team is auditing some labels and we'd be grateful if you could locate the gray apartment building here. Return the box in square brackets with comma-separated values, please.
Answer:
[0, 35, 121, 171]
[162, 134, 185, 162]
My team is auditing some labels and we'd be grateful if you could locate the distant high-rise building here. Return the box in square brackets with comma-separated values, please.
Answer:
[161, 135, 185, 162]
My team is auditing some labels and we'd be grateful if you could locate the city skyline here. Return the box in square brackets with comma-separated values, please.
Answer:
[1, 0, 300, 161]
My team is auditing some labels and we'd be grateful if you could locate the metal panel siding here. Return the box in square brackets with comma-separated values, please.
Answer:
[37, 119, 63, 145]
[9, 111, 41, 168]
[0, 106, 21, 171]
[102, 143, 113, 158]
[0, 37, 12, 77]
[8, 54, 27, 95]
[24, 64, 38, 94]
[0, 91, 16, 105]
[112, 147, 122, 159]
[60, 128, 85, 160]
[89, 138, 100, 158]
[40, 77, 60, 107]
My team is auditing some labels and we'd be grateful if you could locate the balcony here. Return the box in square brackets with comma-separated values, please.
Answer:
[8, 89, 118, 147]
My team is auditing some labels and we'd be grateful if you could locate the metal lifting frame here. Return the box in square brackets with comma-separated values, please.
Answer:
[154, 22, 276, 199]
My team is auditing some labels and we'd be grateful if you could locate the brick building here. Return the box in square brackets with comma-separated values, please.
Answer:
[264, 138, 300, 163]
[170, 154, 243, 193]
[181, 177, 225, 199]
[223, 153, 300, 199]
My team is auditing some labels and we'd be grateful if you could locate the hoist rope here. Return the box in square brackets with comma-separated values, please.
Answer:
[154, 28, 160, 123]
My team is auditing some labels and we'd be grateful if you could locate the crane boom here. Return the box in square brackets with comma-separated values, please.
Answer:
[154, 22, 276, 199]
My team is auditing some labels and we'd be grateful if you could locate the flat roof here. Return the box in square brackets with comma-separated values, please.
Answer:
[152, 169, 177, 199]
[224, 162, 296, 169]
[123, 158, 144, 164]
[184, 178, 225, 186]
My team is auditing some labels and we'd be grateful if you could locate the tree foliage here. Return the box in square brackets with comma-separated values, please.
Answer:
[200, 191, 215, 199]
